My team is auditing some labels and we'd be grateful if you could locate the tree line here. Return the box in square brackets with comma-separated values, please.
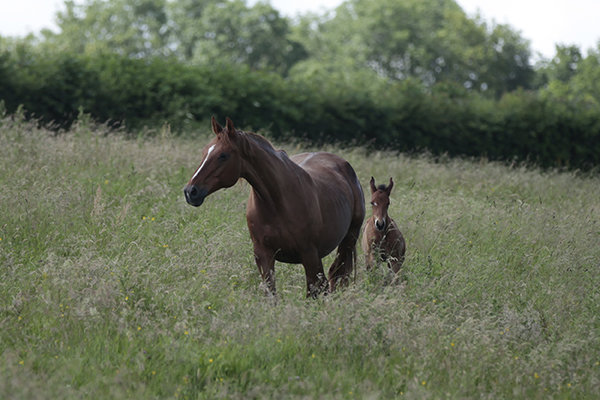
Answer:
[0, 0, 599, 170]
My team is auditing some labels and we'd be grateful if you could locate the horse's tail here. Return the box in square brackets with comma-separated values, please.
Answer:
[352, 240, 358, 284]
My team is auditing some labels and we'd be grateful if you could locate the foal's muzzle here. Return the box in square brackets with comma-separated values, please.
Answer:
[375, 218, 386, 231]
[184, 185, 208, 207]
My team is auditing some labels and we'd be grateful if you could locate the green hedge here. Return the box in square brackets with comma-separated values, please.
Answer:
[1, 50, 598, 170]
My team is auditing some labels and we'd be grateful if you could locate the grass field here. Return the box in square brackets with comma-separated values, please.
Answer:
[1, 115, 599, 399]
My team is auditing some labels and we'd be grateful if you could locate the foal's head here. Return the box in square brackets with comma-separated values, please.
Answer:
[369, 177, 394, 231]
[184, 117, 242, 206]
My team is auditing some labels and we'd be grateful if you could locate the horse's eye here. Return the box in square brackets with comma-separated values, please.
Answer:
[371, 202, 377, 206]
[218, 153, 229, 162]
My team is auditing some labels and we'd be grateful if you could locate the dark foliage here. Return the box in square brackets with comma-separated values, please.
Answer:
[0, 50, 598, 170]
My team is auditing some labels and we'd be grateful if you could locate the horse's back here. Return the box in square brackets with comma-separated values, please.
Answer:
[291, 152, 364, 212]
[291, 152, 350, 174]
[291, 152, 361, 192]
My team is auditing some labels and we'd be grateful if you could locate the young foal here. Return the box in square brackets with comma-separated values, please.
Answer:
[362, 177, 406, 273]
[184, 117, 365, 297]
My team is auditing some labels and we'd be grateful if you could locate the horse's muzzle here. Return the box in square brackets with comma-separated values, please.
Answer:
[184, 184, 208, 207]
[375, 219, 386, 231]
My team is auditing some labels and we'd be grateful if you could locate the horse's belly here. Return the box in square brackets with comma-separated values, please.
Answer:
[274, 250, 302, 264]
[249, 223, 304, 264]
[259, 226, 345, 264]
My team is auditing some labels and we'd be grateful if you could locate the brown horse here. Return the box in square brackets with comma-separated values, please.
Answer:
[362, 177, 406, 273]
[184, 117, 365, 297]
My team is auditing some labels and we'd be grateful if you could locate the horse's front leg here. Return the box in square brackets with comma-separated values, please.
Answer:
[301, 249, 327, 298]
[252, 244, 276, 296]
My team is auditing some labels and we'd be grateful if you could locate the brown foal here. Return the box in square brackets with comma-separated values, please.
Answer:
[362, 177, 406, 273]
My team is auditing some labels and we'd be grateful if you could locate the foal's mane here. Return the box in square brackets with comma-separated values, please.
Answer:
[377, 184, 389, 192]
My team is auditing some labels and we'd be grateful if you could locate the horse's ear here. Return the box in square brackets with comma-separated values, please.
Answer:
[225, 117, 237, 141]
[211, 116, 223, 135]
[386, 177, 394, 195]
[369, 176, 377, 193]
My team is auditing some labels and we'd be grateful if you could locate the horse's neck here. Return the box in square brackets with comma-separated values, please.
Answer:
[238, 134, 300, 207]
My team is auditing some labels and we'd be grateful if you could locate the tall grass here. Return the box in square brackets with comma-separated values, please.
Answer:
[1, 116, 599, 399]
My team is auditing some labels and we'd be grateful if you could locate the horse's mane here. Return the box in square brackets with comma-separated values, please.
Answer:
[239, 130, 273, 149]
[377, 184, 389, 191]
[235, 130, 287, 159]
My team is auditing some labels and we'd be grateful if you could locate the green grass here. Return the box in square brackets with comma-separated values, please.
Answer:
[1, 116, 599, 399]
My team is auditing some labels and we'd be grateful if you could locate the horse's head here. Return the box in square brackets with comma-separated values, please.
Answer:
[184, 117, 242, 207]
[369, 176, 394, 231]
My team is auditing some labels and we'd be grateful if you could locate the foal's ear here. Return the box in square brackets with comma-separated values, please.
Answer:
[225, 117, 237, 141]
[369, 176, 377, 193]
[211, 116, 223, 135]
[386, 177, 394, 195]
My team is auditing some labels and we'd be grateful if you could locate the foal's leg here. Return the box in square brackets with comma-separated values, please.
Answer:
[301, 249, 327, 298]
[252, 244, 276, 296]
[389, 250, 405, 274]
[361, 227, 375, 271]
[389, 258, 401, 274]
[364, 242, 376, 271]
[389, 231, 406, 274]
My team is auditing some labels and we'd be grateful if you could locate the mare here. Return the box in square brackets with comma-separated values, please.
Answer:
[184, 117, 365, 297]
[361, 177, 406, 273]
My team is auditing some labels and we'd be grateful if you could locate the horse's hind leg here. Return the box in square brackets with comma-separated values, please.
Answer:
[301, 249, 328, 298]
[328, 223, 361, 292]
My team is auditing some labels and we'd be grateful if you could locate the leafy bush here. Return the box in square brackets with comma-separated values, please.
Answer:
[0, 47, 598, 170]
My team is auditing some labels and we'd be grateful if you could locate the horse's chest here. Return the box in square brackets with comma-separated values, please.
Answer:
[247, 214, 294, 245]
[252, 223, 301, 262]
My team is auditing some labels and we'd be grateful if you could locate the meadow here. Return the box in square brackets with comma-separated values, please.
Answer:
[1, 115, 599, 399]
